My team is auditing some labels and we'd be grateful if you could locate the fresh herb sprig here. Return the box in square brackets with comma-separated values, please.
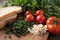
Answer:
[3, 0, 60, 18]
[5, 14, 35, 37]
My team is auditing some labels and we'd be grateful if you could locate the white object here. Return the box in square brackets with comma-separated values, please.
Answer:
[28, 24, 48, 35]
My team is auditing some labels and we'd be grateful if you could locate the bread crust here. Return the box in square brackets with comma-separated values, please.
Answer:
[0, 6, 22, 21]
[0, 14, 17, 29]
[0, 6, 22, 29]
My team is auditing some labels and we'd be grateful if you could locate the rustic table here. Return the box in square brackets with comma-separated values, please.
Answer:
[0, 29, 49, 40]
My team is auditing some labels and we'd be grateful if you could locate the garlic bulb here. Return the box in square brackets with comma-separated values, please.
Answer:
[28, 24, 48, 35]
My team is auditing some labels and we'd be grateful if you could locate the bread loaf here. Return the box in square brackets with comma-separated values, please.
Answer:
[0, 6, 22, 29]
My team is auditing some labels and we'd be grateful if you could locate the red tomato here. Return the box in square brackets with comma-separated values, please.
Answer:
[25, 10, 31, 15]
[36, 15, 46, 24]
[26, 14, 34, 22]
[46, 16, 60, 34]
[36, 10, 44, 16]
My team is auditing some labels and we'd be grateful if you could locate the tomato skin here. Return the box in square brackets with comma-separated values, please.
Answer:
[36, 10, 44, 16]
[26, 14, 34, 22]
[36, 15, 46, 24]
[46, 16, 60, 34]
[25, 10, 31, 15]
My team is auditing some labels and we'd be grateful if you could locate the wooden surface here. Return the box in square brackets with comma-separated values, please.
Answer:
[0, 29, 49, 40]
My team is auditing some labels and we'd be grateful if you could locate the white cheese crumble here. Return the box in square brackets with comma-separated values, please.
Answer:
[28, 24, 48, 35]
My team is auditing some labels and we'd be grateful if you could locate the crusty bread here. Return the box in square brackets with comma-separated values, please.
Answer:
[0, 6, 22, 21]
[0, 14, 17, 29]
[0, 6, 22, 29]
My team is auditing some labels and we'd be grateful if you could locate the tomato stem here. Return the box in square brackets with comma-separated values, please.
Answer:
[53, 20, 58, 25]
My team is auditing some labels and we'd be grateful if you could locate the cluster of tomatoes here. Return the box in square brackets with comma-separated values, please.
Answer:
[25, 10, 60, 34]
[25, 10, 46, 24]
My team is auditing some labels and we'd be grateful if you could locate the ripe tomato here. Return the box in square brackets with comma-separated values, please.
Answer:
[46, 16, 60, 34]
[36, 15, 46, 24]
[25, 10, 31, 15]
[26, 14, 34, 22]
[36, 10, 44, 16]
